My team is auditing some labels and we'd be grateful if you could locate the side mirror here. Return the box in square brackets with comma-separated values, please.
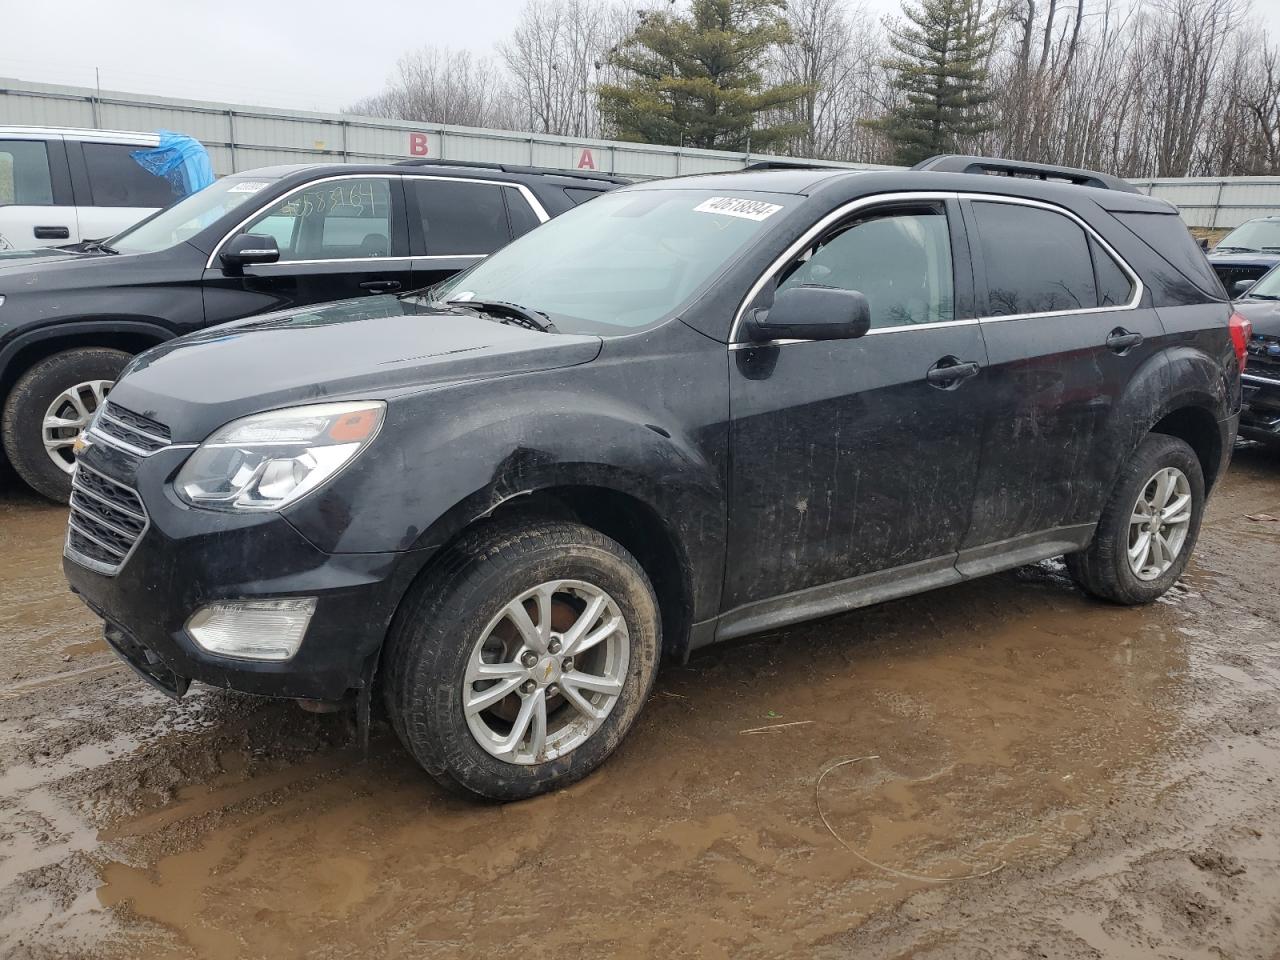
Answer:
[1199, 237, 1210, 251]
[1234, 279, 1256, 297]
[745, 285, 871, 343]
[220, 233, 280, 271]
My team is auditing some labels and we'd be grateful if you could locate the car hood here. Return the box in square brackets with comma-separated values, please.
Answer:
[1208, 251, 1280, 267]
[107, 296, 603, 442]
[1236, 298, 1280, 338]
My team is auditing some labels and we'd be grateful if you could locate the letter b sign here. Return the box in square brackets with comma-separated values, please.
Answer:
[409, 133, 429, 156]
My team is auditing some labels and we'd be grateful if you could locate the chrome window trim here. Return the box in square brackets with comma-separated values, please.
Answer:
[729, 190, 1144, 345]
[206, 174, 550, 270]
[63, 463, 151, 577]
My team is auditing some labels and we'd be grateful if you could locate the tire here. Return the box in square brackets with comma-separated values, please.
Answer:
[383, 520, 661, 801]
[1067, 432, 1205, 605]
[2, 348, 131, 503]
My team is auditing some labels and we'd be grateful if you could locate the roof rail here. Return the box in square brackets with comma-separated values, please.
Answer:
[744, 160, 849, 172]
[912, 155, 1140, 194]
[395, 157, 631, 185]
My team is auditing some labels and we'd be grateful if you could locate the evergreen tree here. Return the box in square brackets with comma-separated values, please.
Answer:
[870, 0, 996, 166]
[599, 0, 810, 152]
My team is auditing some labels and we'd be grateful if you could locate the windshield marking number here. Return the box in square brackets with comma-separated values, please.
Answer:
[693, 197, 783, 222]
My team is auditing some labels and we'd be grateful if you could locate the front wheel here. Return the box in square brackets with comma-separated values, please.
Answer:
[383, 521, 661, 800]
[1067, 433, 1205, 605]
[2, 348, 131, 502]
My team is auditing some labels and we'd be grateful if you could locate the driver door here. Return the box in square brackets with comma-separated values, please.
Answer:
[721, 197, 989, 628]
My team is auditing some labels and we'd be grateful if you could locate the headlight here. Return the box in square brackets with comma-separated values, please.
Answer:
[175, 401, 385, 511]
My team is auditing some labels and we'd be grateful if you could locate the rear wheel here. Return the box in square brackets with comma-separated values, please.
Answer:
[1067, 433, 1205, 604]
[1, 348, 131, 502]
[383, 521, 660, 800]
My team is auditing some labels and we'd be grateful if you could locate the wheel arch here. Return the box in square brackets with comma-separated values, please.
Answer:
[391, 476, 701, 664]
[0, 320, 174, 410]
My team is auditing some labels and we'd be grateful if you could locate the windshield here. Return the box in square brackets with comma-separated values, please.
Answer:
[1245, 265, 1280, 298]
[425, 188, 796, 335]
[108, 176, 279, 255]
[1215, 219, 1280, 253]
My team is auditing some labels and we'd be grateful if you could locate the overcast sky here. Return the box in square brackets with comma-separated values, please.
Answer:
[3, 0, 1279, 115]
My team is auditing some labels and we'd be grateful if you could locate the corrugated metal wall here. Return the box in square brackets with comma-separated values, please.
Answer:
[7, 76, 1279, 228]
[0, 76, 883, 180]
[1130, 177, 1280, 229]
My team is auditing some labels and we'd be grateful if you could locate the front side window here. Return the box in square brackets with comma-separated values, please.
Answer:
[776, 205, 955, 329]
[414, 180, 511, 255]
[427, 188, 797, 336]
[974, 202, 1097, 316]
[240, 178, 393, 262]
[82, 142, 180, 208]
[0, 140, 54, 206]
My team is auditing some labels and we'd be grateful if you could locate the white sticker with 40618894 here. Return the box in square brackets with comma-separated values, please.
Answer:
[693, 197, 783, 221]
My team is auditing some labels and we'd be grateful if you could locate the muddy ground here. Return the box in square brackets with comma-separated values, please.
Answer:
[2, 448, 1279, 959]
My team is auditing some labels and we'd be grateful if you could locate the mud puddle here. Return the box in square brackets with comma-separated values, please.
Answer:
[2, 449, 1279, 958]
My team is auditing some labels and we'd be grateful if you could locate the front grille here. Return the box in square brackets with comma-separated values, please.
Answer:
[1215, 264, 1269, 292]
[65, 464, 148, 575]
[1247, 333, 1280, 381]
[93, 401, 171, 454]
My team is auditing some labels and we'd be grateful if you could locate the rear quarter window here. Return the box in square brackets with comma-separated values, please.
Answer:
[1111, 211, 1226, 300]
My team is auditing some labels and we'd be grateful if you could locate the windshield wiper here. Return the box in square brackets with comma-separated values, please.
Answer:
[1215, 245, 1260, 253]
[82, 239, 119, 254]
[445, 299, 558, 333]
[1247, 292, 1280, 300]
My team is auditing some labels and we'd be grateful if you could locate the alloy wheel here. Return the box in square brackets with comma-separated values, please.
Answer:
[1127, 466, 1193, 581]
[42, 380, 112, 474]
[463, 579, 629, 765]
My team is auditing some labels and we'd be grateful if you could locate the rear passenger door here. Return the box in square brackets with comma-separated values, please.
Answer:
[958, 197, 1162, 568]
[201, 175, 414, 323]
[405, 178, 546, 290]
[72, 141, 182, 240]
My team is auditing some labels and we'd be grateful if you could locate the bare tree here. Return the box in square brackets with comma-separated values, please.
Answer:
[347, 47, 518, 129]
[502, 0, 627, 137]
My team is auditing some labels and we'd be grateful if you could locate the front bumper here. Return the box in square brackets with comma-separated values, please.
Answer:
[1241, 371, 1280, 445]
[63, 440, 430, 701]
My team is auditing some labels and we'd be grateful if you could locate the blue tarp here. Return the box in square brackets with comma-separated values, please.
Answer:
[131, 131, 215, 198]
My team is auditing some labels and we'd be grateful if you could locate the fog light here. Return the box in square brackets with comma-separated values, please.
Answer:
[185, 598, 316, 661]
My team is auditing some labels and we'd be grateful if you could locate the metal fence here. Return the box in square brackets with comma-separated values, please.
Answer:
[1130, 177, 1280, 230]
[6, 76, 1280, 228]
[0, 76, 884, 180]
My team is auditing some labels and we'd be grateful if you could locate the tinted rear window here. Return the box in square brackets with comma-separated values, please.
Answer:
[973, 201, 1097, 315]
[82, 142, 180, 208]
[1112, 211, 1225, 300]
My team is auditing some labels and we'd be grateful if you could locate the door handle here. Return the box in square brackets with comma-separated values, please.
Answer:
[34, 225, 70, 240]
[1106, 328, 1143, 353]
[360, 280, 402, 293]
[926, 357, 981, 388]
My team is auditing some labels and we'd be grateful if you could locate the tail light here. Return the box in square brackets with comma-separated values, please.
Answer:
[1229, 311, 1252, 372]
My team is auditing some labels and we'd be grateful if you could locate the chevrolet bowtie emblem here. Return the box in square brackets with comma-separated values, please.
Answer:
[72, 433, 91, 457]
[543, 661, 555, 680]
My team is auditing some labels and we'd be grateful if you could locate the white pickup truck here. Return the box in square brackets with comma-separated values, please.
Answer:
[0, 127, 181, 251]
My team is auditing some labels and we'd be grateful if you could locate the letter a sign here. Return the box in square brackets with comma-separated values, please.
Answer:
[577, 149, 596, 170]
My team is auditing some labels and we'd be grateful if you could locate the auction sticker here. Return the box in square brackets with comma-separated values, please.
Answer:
[228, 181, 270, 194]
[693, 197, 783, 221]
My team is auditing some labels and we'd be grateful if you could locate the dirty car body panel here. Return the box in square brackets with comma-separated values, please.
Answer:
[64, 166, 1238, 703]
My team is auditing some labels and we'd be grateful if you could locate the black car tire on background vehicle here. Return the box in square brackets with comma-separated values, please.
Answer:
[2, 347, 131, 503]
[1067, 433, 1206, 605]
[384, 520, 661, 801]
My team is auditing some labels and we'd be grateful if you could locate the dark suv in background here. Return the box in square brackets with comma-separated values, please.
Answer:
[0, 159, 624, 500]
[1207, 215, 1280, 294]
[65, 156, 1242, 801]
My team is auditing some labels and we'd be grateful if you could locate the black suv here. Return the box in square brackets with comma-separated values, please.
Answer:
[1232, 263, 1280, 445]
[64, 156, 1243, 800]
[1207, 215, 1280, 294]
[0, 159, 623, 501]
